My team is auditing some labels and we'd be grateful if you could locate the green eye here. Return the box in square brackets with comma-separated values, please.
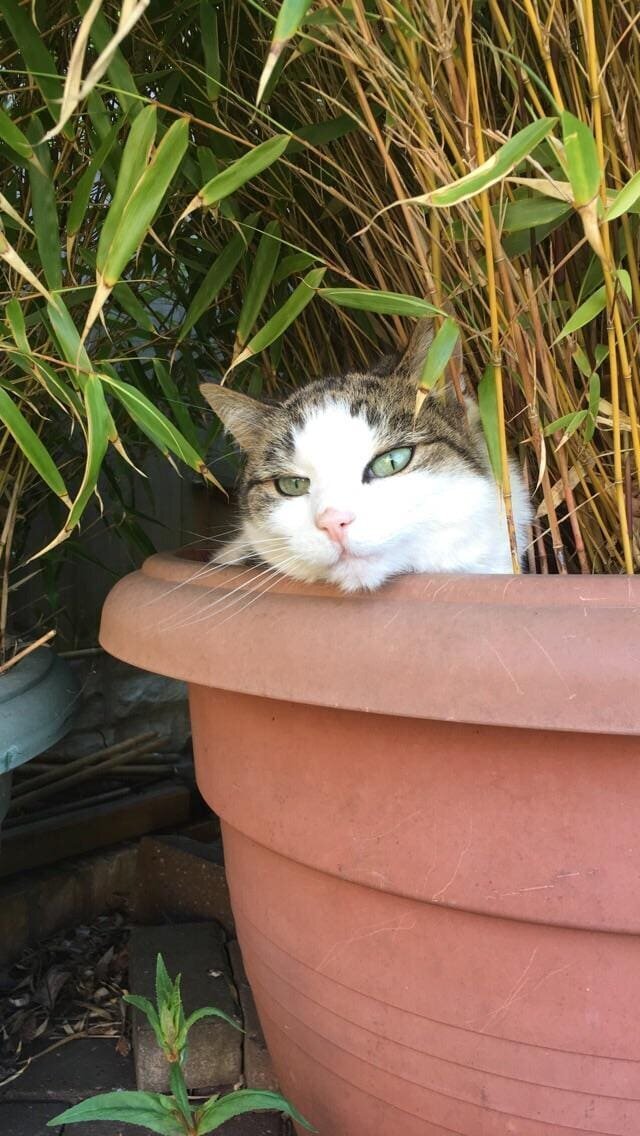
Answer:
[274, 475, 310, 497]
[366, 446, 414, 480]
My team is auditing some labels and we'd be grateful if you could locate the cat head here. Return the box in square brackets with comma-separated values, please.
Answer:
[201, 321, 509, 590]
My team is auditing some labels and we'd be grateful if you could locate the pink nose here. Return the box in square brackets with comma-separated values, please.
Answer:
[315, 507, 355, 545]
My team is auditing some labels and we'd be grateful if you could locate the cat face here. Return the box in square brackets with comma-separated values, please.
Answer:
[202, 324, 530, 589]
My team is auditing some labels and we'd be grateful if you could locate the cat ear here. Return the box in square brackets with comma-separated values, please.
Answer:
[396, 319, 436, 382]
[395, 317, 467, 396]
[200, 383, 269, 450]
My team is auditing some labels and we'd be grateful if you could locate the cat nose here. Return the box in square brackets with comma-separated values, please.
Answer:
[315, 507, 355, 545]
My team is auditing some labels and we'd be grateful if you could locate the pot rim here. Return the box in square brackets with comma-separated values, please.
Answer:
[99, 549, 640, 736]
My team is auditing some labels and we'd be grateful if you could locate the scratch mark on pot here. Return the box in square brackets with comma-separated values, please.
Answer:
[502, 577, 517, 600]
[356, 808, 424, 847]
[367, 870, 389, 886]
[315, 914, 416, 973]
[431, 817, 473, 902]
[383, 609, 400, 630]
[484, 638, 524, 696]
[470, 951, 571, 1032]
[522, 625, 576, 699]
[432, 579, 452, 601]
[489, 883, 555, 899]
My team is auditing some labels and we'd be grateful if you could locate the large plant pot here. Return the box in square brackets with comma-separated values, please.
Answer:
[0, 647, 79, 834]
[100, 551, 640, 1135]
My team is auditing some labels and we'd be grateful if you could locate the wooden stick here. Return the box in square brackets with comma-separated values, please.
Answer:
[11, 731, 160, 800]
[4, 786, 131, 829]
[11, 739, 163, 809]
[0, 630, 56, 676]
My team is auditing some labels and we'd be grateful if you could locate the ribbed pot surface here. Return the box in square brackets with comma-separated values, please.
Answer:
[99, 552, 640, 1134]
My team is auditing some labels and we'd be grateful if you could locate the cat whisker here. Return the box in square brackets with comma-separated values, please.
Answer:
[159, 553, 297, 631]
[145, 555, 241, 607]
[156, 560, 273, 629]
[174, 557, 300, 631]
[152, 536, 296, 614]
[211, 561, 302, 630]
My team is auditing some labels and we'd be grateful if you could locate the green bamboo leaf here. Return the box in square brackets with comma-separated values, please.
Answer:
[235, 221, 281, 347]
[34, 361, 84, 417]
[232, 267, 326, 370]
[64, 374, 112, 533]
[554, 270, 631, 343]
[319, 288, 444, 318]
[584, 372, 600, 442]
[543, 410, 588, 438]
[47, 295, 92, 385]
[151, 360, 201, 451]
[96, 106, 158, 275]
[67, 120, 121, 241]
[273, 251, 316, 285]
[99, 370, 218, 484]
[594, 344, 609, 368]
[561, 111, 601, 208]
[256, 0, 314, 105]
[6, 298, 28, 353]
[178, 225, 253, 343]
[605, 168, 640, 221]
[287, 112, 361, 154]
[0, 387, 69, 502]
[499, 197, 570, 232]
[113, 282, 155, 331]
[200, 0, 221, 102]
[25, 121, 62, 291]
[411, 118, 557, 209]
[478, 366, 503, 482]
[0, 106, 34, 162]
[417, 318, 460, 391]
[1, 0, 65, 126]
[196, 1089, 315, 1134]
[100, 116, 189, 284]
[48, 1091, 183, 1134]
[572, 345, 593, 379]
[85, 116, 189, 335]
[177, 135, 290, 226]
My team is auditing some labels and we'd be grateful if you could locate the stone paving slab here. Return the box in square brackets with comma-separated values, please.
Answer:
[1, 1038, 136, 1102]
[129, 923, 242, 1092]
[135, 835, 234, 934]
[0, 1100, 63, 1135]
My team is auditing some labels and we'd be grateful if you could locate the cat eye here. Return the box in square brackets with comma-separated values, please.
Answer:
[274, 475, 310, 497]
[365, 446, 414, 480]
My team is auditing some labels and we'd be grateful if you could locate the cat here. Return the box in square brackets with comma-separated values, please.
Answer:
[201, 320, 532, 592]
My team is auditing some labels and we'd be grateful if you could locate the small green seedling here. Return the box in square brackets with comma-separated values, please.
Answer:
[49, 953, 314, 1135]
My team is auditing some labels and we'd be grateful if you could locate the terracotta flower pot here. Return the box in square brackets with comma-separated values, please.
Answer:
[100, 551, 640, 1135]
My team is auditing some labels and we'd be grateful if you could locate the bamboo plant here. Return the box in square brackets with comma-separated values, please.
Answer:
[1, 0, 639, 657]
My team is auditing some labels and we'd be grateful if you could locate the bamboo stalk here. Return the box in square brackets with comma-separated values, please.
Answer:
[11, 738, 163, 809]
[0, 629, 56, 676]
[11, 731, 161, 800]
[463, 0, 519, 571]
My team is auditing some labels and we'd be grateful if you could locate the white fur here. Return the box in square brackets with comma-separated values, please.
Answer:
[221, 400, 531, 591]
